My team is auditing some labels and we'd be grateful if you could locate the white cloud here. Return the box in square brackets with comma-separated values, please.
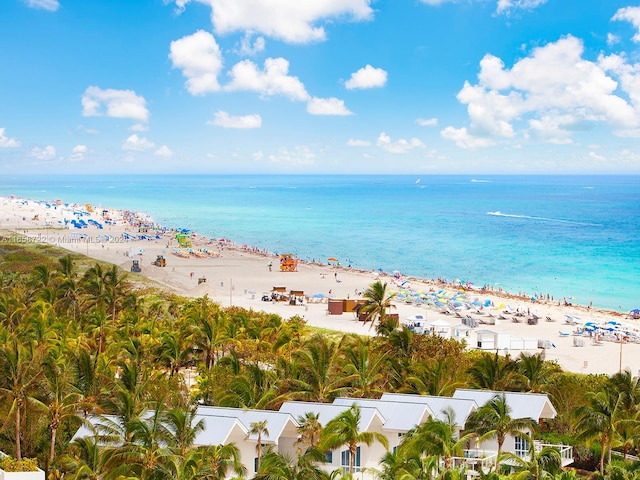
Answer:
[496, 0, 548, 15]
[0, 128, 20, 148]
[155, 145, 174, 157]
[226, 57, 309, 101]
[238, 33, 266, 56]
[612, 7, 640, 43]
[30, 145, 56, 160]
[441, 126, 496, 149]
[419, 0, 548, 13]
[130, 123, 148, 132]
[444, 35, 640, 148]
[306, 97, 352, 115]
[82, 86, 149, 121]
[208, 110, 262, 128]
[345, 65, 388, 90]
[269, 146, 316, 166]
[169, 30, 223, 95]
[69, 145, 88, 162]
[417, 117, 438, 127]
[607, 33, 620, 47]
[23, 0, 59, 11]
[376, 132, 425, 153]
[122, 134, 155, 152]
[175, 0, 373, 44]
[347, 139, 371, 147]
[252, 150, 264, 161]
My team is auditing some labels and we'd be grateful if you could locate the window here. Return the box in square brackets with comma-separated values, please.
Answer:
[324, 451, 333, 463]
[514, 435, 529, 457]
[254, 457, 259, 473]
[341, 446, 361, 473]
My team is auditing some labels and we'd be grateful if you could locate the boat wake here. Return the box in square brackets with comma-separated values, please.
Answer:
[487, 211, 602, 227]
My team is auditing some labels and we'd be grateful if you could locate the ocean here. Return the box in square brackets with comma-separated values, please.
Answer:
[1, 174, 638, 313]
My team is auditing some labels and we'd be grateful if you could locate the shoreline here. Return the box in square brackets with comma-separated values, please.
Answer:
[2, 194, 639, 376]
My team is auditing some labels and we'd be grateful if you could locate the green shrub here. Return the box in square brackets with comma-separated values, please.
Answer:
[0, 456, 40, 472]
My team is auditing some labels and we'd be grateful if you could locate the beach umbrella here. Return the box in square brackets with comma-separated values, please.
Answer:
[327, 257, 338, 262]
[313, 293, 325, 298]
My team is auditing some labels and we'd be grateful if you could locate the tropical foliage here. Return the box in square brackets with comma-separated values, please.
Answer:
[0, 242, 639, 479]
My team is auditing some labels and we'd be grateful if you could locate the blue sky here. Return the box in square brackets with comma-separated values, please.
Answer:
[2, 0, 640, 174]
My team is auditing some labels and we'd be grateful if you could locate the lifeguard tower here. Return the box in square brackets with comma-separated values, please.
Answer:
[279, 254, 298, 272]
[176, 233, 192, 248]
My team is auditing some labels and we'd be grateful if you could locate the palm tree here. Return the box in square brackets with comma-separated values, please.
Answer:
[41, 348, 85, 468]
[342, 336, 387, 398]
[378, 447, 440, 480]
[197, 443, 245, 480]
[254, 449, 328, 480]
[320, 403, 389, 477]
[499, 433, 562, 480]
[466, 352, 521, 391]
[0, 334, 46, 460]
[517, 352, 559, 393]
[57, 434, 108, 480]
[464, 393, 537, 471]
[574, 388, 625, 474]
[403, 407, 474, 470]
[359, 281, 397, 331]
[290, 335, 347, 403]
[163, 405, 205, 457]
[248, 419, 270, 471]
[295, 412, 323, 454]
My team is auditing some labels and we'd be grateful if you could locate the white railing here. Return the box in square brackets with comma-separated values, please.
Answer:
[533, 441, 574, 466]
[451, 450, 498, 473]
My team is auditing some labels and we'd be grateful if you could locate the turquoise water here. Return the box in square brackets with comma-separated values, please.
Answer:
[1, 175, 638, 312]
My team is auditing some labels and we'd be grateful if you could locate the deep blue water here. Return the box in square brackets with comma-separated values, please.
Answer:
[1, 175, 638, 312]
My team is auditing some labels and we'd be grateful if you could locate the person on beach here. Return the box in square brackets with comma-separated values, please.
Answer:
[268, 261, 272, 272]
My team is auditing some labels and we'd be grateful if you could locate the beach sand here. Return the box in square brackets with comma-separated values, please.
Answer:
[2, 196, 639, 376]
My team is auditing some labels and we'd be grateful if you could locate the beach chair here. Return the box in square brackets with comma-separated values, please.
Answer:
[558, 331, 570, 337]
[545, 316, 555, 322]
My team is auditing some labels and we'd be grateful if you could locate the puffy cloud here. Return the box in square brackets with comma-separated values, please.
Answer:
[376, 132, 425, 153]
[306, 97, 352, 115]
[155, 146, 174, 157]
[441, 126, 495, 149]
[208, 110, 262, 128]
[345, 65, 387, 90]
[238, 33, 266, 56]
[169, 30, 223, 95]
[613, 6, 640, 43]
[174, 0, 373, 44]
[122, 134, 155, 151]
[269, 146, 316, 166]
[23, 0, 59, 11]
[443, 35, 640, 148]
[417, 117, 438, 127]
[69, 145, 88, 162]
[226, 57, 309, 101]
[347, 139, 371, 146]
[30, 145, 56, 160]
[0, 128, 20, 148]
[82, 86, 149, 121]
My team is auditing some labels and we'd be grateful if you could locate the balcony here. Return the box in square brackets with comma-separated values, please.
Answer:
[451, 449, 498, 474]
[0, 452, 45, 480]
[533, 441, 574, 467]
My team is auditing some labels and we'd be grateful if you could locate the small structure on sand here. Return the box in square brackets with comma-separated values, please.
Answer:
[279, 254, 298, 272]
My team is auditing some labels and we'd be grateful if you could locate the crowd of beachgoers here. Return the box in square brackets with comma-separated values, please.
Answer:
[2, 195, 639, 376]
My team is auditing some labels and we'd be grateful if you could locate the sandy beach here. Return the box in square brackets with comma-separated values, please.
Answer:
[2, 196, 639, 376]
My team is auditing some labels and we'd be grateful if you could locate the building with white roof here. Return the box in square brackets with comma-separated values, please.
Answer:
[72, 389, 572, 479]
